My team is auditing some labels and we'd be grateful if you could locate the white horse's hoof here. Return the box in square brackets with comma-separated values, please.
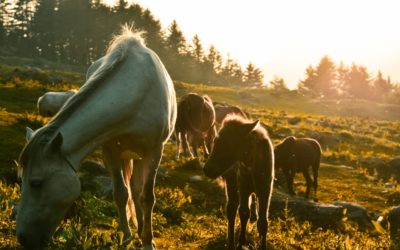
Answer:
[122, 235, 134, 245]
[142, 240, 156, 250]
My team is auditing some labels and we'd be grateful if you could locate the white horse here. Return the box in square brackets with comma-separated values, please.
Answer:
[16, 26, 177, 250]
[37, 90, 77, 116]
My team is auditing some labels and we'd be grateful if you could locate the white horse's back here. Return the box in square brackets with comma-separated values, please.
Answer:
[51, 29, 176, 160]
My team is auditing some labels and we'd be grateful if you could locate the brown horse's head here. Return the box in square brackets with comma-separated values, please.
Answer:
[274, 136, 296, 169]
[177, 93, 215, 136]
[16, 127, 80, 249]
[203, 115, 259, 179]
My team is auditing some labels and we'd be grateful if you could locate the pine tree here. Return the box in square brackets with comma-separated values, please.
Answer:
[298, 65, 318, 96]
[269, 75, 288, 92]
[344, 63, 372, 99]
[243, 62, 264, 86]
[166, 20, 187, 55]
[8, 0, 36, 55]
[298, 55, 336, 98]
[190, 34, 204, 62]
[30, 0, 58, 59]
[372, 70, 392, 101]
[336, 61, 349, 97]
[202, 45, 222, 84]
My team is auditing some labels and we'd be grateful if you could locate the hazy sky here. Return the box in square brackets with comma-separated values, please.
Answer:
[117, 0, 400, 88]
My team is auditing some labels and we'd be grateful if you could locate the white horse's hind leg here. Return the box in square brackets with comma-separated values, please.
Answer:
[131, 159, 144, 237]
[123, 159, 137, 230]
[103, 147, 133, 241]
[140, 144, 163, 250]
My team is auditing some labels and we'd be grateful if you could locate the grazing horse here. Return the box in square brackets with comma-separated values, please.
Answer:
[37, 90, 77, 116]
[213, 102, 249, 124]
[16, 26, 176, 250]
[175, 93, 216, 159]
[203, 115, 274, 250]
[274, 136, 321, 201]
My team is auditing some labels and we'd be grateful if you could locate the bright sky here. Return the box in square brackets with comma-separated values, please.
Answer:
[112, 0, 400, 88]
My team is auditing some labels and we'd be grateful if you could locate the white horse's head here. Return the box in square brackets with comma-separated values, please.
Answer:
[16, 127, 80, 249]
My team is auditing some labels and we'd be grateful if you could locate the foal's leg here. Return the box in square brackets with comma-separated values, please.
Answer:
[140, 144, 163, 250]
[312, 162, 319, 202]
[249, 193, 258, 223]
[191, 135, 199, 158]
[237, 178, 252, 249]
[103, 147, 132, 240]
[283, 168, 296, 195]
[302, 168, 313, 199]
[224, 171, 239, 250]
[255, 177, 273, 250]
[175, 131, 181, 159]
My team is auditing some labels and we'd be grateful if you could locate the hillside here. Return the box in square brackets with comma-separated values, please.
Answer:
[0, 67, 399, 249]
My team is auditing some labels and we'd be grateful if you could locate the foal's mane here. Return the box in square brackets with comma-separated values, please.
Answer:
[221, 114, 250, 128]
[221, 114, 269, 138]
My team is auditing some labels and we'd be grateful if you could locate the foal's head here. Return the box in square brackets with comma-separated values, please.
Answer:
[203, 115, 259, 179]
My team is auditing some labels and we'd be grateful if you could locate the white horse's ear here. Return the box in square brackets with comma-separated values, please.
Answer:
[14, 160, 22, 178]
[26, 127, 34, 142]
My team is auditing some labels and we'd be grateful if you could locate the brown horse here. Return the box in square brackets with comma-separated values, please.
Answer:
[175, 93, 216, 158]
[203, 115, 274, 250]
[274, 136, 321, 201]
[213, 102, 249, 124]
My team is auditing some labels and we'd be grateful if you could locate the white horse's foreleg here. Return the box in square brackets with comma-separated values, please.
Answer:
[103, 147, 132, 241]
[140, 144, 163, 250]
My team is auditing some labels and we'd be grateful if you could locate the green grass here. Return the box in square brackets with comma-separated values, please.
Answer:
[0, 73, 399, 249]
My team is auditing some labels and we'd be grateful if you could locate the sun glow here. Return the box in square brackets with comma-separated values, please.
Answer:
[106, 0, 400, 88]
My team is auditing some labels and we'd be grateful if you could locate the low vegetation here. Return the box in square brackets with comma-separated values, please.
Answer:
[0, 71, 399, 249]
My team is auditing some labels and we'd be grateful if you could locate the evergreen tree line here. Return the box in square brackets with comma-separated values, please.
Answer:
[296, 55, 399, 102]
[0, 0, 264, 86]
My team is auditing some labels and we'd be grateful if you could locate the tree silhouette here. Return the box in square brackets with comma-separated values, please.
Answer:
[336, 61, 349, 97]
[345, 63, 372, 99]
[243, 62, 264, 86]
[298, 65, 318, 96]
[166, 20, 187, 55]
[269, 75, 289, 92]
[372, 70, 392, 101]
[0, 1, 261, 87]
[298, 55, 337, 98]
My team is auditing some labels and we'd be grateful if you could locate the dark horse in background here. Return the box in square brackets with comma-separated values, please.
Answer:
[175, 93, 216, 159]
[213, 101, 250, 124]
[274, 136, 321, 202]
[203, 115, 274, 250]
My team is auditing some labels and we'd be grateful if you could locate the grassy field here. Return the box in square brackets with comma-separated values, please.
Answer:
[0, 67, 399, 249]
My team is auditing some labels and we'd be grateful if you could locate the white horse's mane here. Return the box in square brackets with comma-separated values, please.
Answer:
[47, 25, 145, 127]
[107, 24, 145, 53]
[19, 25, 147, 167]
